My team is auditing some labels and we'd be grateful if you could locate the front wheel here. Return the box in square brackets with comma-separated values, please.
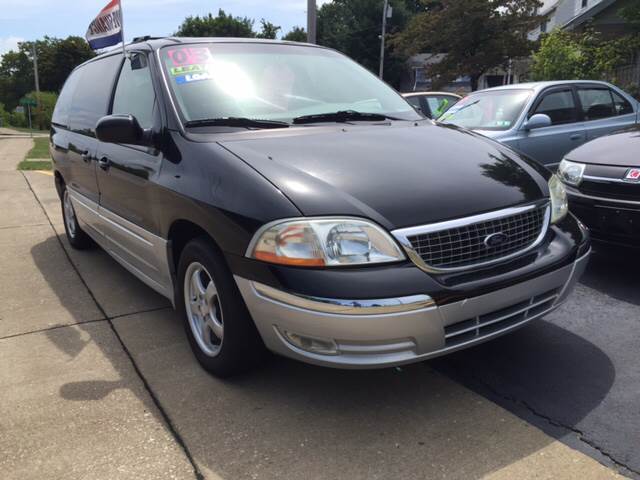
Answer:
[176, 236, 266, 377]
[61, 187, 92, 249]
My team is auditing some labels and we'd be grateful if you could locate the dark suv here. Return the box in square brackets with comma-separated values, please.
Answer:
[51, 38, 590, 376]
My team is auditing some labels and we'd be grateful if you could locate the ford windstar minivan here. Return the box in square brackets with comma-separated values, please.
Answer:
[51, 38, 590, 376]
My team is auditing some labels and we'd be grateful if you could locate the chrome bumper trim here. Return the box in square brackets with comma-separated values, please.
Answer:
[234, 248, 589, 369]
[252, 282, 435, 315]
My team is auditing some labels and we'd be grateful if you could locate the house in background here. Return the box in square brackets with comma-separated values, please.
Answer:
[403, 0, 638, 93]
[531, 0, 637, 39]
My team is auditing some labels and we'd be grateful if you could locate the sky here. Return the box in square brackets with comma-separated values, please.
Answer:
[0, 0, 331, 55]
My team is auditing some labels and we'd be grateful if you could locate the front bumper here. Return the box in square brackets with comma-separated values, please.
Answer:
[567, 188, 640, 247]
[234, 249, 589, 369]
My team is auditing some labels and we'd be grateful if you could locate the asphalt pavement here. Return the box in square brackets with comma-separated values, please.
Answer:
[433, 244, 640, 478]
[0, 134, 634, 479]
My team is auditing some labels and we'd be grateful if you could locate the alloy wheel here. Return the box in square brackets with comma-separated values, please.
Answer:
[184, 261, 224, 357]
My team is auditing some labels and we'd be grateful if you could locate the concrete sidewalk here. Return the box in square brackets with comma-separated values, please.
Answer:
[0, 137, 624, 479]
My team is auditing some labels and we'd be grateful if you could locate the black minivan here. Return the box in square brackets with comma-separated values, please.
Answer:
[52, 38, 590, 376]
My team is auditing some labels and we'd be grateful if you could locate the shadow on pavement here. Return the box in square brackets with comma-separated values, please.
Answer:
[30, 234, 618, 479]
[431, 320, 615, 428]
[580, 243, 640, 306]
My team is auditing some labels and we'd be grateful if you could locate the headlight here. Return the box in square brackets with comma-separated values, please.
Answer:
[558, 159, 586, 186]
[549, 174, 568, 224]
[249, 218, 405, 267]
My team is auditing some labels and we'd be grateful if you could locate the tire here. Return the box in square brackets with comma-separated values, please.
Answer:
[176, 236, 266, 377]
[61, 186, 92, 250]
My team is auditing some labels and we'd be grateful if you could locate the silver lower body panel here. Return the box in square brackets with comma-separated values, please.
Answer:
[235, 250, 590, 369]
[68, 188, 175, 303]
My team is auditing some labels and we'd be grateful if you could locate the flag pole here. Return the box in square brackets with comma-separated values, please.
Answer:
[120, 0, 126, 57]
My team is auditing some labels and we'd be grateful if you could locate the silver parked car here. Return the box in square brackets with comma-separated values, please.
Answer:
[439, 81, 639, 167]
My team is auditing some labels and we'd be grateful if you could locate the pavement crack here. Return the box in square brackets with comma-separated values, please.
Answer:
[21, 172, 204, 480]
[437, 367, 639, 478]
[0, 318, 107, 341]
[109, 305, 173, 321]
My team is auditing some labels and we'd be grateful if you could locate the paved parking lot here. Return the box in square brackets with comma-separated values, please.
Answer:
[0, 136, 636, 479]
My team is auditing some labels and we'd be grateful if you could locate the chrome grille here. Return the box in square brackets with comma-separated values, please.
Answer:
[444, 288, 560, 347]
[402, 203, 549, 271]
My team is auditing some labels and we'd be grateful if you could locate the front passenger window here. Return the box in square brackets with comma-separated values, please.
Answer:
[112, 53, 156, 129]
[532, 90, 577, 125]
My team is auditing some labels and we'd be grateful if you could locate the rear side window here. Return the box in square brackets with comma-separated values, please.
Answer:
[578, 88, 616, 120]
[612, 91, 634, 115]
[406, 96, 421, 109]
[532, 90, 577, 125]
[52, 69, 82, 128]
[112, 53, 156, 129]
[69, 54, 122, 135]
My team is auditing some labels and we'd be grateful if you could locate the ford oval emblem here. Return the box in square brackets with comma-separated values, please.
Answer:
[484, 232, 508, 248]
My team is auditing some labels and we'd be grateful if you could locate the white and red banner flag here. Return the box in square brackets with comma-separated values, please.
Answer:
[85, 0, 123, 50]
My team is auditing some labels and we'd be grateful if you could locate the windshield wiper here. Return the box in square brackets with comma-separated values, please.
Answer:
[184, 117, 290, 129]
[292, 110, 401, 125]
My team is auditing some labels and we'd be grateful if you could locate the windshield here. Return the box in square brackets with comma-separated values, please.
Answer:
[438, 89, 532, 131]
[160, 43, 420, 125]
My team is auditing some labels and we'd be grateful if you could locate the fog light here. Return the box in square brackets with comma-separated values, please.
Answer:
[282, 330, 339, 355]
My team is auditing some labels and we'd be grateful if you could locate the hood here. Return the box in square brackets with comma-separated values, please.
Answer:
[566, 126, 640, 167]
[218, 123, 548, 230]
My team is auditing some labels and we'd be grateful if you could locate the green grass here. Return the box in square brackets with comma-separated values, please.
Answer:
[18, 159, 52, 171]
[25, 137, 50, 159]
[18, 137, 52, 170]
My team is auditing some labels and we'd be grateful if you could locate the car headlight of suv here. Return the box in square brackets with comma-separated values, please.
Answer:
[558, 159, 586, 186]
[248, 218, 406, 267]
[549, 174, 568, 224]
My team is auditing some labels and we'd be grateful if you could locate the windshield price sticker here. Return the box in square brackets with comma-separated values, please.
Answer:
[170, 64, 206, 76]
[167, 47, 213, 67]
[175, 71, 213, 84]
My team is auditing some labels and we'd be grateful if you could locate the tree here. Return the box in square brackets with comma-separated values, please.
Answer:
[24, 91, 58, 130]
[393, 0, 542, 90]
[256, 19, 281, 39]
[0, 36, 94, 112]
[531, 27, 639, 82]
[317, 0, 414, 88]
[283, 26, 307, 42]
[175, 10, 255, 37]
[530, 29, 587, 80]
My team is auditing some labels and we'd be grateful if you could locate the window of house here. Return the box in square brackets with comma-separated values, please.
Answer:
[581, 0, 588, 8]
[532, 89, 578, 125]
[112, 53, 156, 129]
[577, 88, 616, 120]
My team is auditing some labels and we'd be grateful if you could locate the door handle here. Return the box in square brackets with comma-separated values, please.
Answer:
[569, 133, 583, 140]
[81, 151, 91, 162]
[98, 157, 111, 171]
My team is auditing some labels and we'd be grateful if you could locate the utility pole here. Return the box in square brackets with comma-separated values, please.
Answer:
[307, 0, 317, 44]
[32, 43, 40, 133]
[379, 0, 390, 79]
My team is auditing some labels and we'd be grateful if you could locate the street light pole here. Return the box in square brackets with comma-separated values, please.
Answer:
[379, 0, 389, 79]
[307, 0, 317, 44]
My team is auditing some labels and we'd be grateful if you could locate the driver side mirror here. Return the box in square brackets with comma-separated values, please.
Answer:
[95, 114, 151, 146]
[523, 113, 552, 131]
